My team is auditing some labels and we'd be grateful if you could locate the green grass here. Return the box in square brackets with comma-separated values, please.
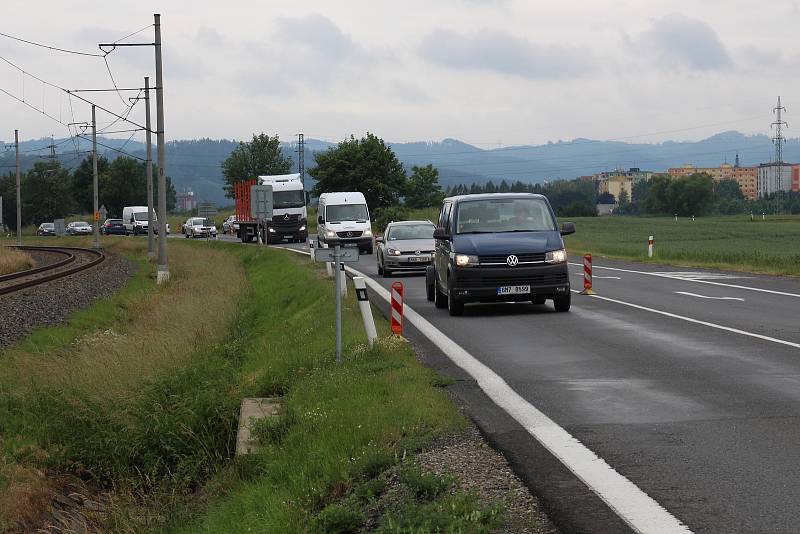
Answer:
[0, 238, 508, 532]
[562, 214, 800, 275]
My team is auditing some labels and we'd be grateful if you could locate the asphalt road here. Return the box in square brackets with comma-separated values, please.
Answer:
[272, 239, 800, 533]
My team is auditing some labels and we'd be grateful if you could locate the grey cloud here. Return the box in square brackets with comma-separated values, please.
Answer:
[631, 14, 732, 72]
[418, 29, 591, 79]
[273, 14, 361, 62]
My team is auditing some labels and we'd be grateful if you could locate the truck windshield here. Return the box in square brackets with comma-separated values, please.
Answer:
[274, 190, 305, 209]
[455, 198, 556, 234]
[326, 204, 368, 223]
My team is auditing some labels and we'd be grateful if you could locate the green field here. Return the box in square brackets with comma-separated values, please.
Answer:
[562, 215, 800, 276]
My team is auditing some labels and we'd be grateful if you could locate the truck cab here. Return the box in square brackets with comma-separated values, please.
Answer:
[234, 173, 308, 244]
[317, 192, 373, 254]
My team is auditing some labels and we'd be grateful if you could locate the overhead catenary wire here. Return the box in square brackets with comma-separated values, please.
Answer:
[0, 31, 106, 57]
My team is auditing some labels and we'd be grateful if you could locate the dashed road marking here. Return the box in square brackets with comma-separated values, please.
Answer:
[674, 291, 744, 301]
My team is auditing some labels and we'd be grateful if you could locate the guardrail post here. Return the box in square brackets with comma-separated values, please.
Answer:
[580, 254, 594, 295]
[353, 277, 377, 347]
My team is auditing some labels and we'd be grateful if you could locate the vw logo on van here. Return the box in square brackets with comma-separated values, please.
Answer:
[506, 255, 519, 267]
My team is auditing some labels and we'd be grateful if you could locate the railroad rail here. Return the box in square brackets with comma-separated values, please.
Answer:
[0, 246, 106, 296]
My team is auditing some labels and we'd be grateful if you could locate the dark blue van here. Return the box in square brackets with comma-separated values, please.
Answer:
[425, 193, 575, 316]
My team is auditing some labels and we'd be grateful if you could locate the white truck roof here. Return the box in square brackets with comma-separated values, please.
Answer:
[319, 192, 367, 205]
[257, 174, 303, 192]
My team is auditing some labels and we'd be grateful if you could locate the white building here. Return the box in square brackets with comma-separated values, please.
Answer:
[757, 163, 794, 197]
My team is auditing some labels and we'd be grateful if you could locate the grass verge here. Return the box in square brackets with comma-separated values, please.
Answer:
[1, 238, 513, 532]
[0, 249, 34, 275]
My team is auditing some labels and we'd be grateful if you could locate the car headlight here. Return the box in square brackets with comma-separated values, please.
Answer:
[298, 225, 306, 232]
[545, 248, 567, 264]
[387, 248, 402, 256]
[454, 254, 478, 267]
[325, 229, 336, 238]
[363, 229, 372, 237]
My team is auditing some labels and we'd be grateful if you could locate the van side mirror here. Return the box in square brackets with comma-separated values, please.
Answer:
[317, 215, 324, 225]
[433, 227, 450, 240]
[560, 222, 575, 236]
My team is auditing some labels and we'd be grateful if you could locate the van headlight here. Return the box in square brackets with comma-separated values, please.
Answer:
[454, 254, 478, 267]
[325, 229, 336, 238]
[363, 229, 372, 237]
[298, 225, 306, 232]
[546, 249, 567, 264]
[268, 227, 276, 233]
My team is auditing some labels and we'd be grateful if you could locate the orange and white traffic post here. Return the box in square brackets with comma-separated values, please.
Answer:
[580, 253, 594, 295]
[390, 281, 404, 335]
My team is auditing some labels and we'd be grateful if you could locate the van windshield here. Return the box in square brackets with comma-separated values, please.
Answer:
[455, 198, 556, 234]
[274, 190, 305, 209]
[326, 204, 368, 223]
[133, 212, 154, 221]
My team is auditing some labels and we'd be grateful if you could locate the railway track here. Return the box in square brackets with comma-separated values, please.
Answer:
[0, 246, 106, 296]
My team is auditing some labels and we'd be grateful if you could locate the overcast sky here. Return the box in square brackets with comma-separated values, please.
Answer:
[2, 0, 798, 147]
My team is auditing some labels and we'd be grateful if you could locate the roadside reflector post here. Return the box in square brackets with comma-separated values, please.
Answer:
[648, 235, 654, 258]
[308, 238, 314, 262]
[339, 263, 348, 298]
[674, 213, 678, 222]
[326, 262, 333, 278]
[334, 245, 343, 362]
[580, 254, 594, 295]
[391, 282, 404, 335]
[353, 277, 377, 347]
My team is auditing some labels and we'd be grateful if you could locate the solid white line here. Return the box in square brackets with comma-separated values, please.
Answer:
[568, 262, 800, 298]
[345, 263, 692, 534]
[674, 291, 744, 301]
[572, 273, 621, 280]
[571, 289, 800, 350]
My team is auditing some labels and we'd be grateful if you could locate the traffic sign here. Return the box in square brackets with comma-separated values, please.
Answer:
[198, 202, 218, 218]
[250, 185, 273, 221]
[314, 247, 359, 263]
[93, 211, 100, 222]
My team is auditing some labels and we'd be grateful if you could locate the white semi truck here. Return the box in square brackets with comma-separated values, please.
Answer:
[234, 173, 308, 244]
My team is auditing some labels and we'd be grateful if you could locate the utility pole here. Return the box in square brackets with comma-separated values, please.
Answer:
[92, 106, 100, 249]
[154, 13, 169, 283]
[15, 129, 21, 246]
[297, 132, 305, 190]
[144, 77, 154, 260]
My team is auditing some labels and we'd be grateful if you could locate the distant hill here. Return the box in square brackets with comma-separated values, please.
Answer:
[1, 131, 794, 206]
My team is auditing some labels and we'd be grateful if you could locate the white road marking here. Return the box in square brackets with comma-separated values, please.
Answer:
[572, 273, 621, 280]
[674, 292, 744, 301]
[277, 247, 691, 532]
[651, 272, 747, 280]
[568, 262, 800, 298]
[572, 289, 800, 350]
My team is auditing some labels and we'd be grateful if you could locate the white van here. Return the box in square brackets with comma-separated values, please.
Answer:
[317, 192, 373, 254]
[122, 206, 156, 236]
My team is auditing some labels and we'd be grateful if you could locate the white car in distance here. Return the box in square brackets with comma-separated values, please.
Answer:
[183, 217, 217, 239]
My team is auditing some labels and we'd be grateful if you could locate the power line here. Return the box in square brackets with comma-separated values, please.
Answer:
[0, 31, 105, 57]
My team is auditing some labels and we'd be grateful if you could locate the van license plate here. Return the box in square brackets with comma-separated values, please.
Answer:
[497, 285, 530, 295]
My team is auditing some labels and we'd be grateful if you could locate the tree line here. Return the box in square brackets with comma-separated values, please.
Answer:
[614, 173, 800, 216]
[222, 132, 446, 212]
[0, 156, 176, 229]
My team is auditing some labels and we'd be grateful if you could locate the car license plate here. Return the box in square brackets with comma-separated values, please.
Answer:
[343, 242, 358, 247]
[497, 285, 530, 295]
[409, 256, 430, 263]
